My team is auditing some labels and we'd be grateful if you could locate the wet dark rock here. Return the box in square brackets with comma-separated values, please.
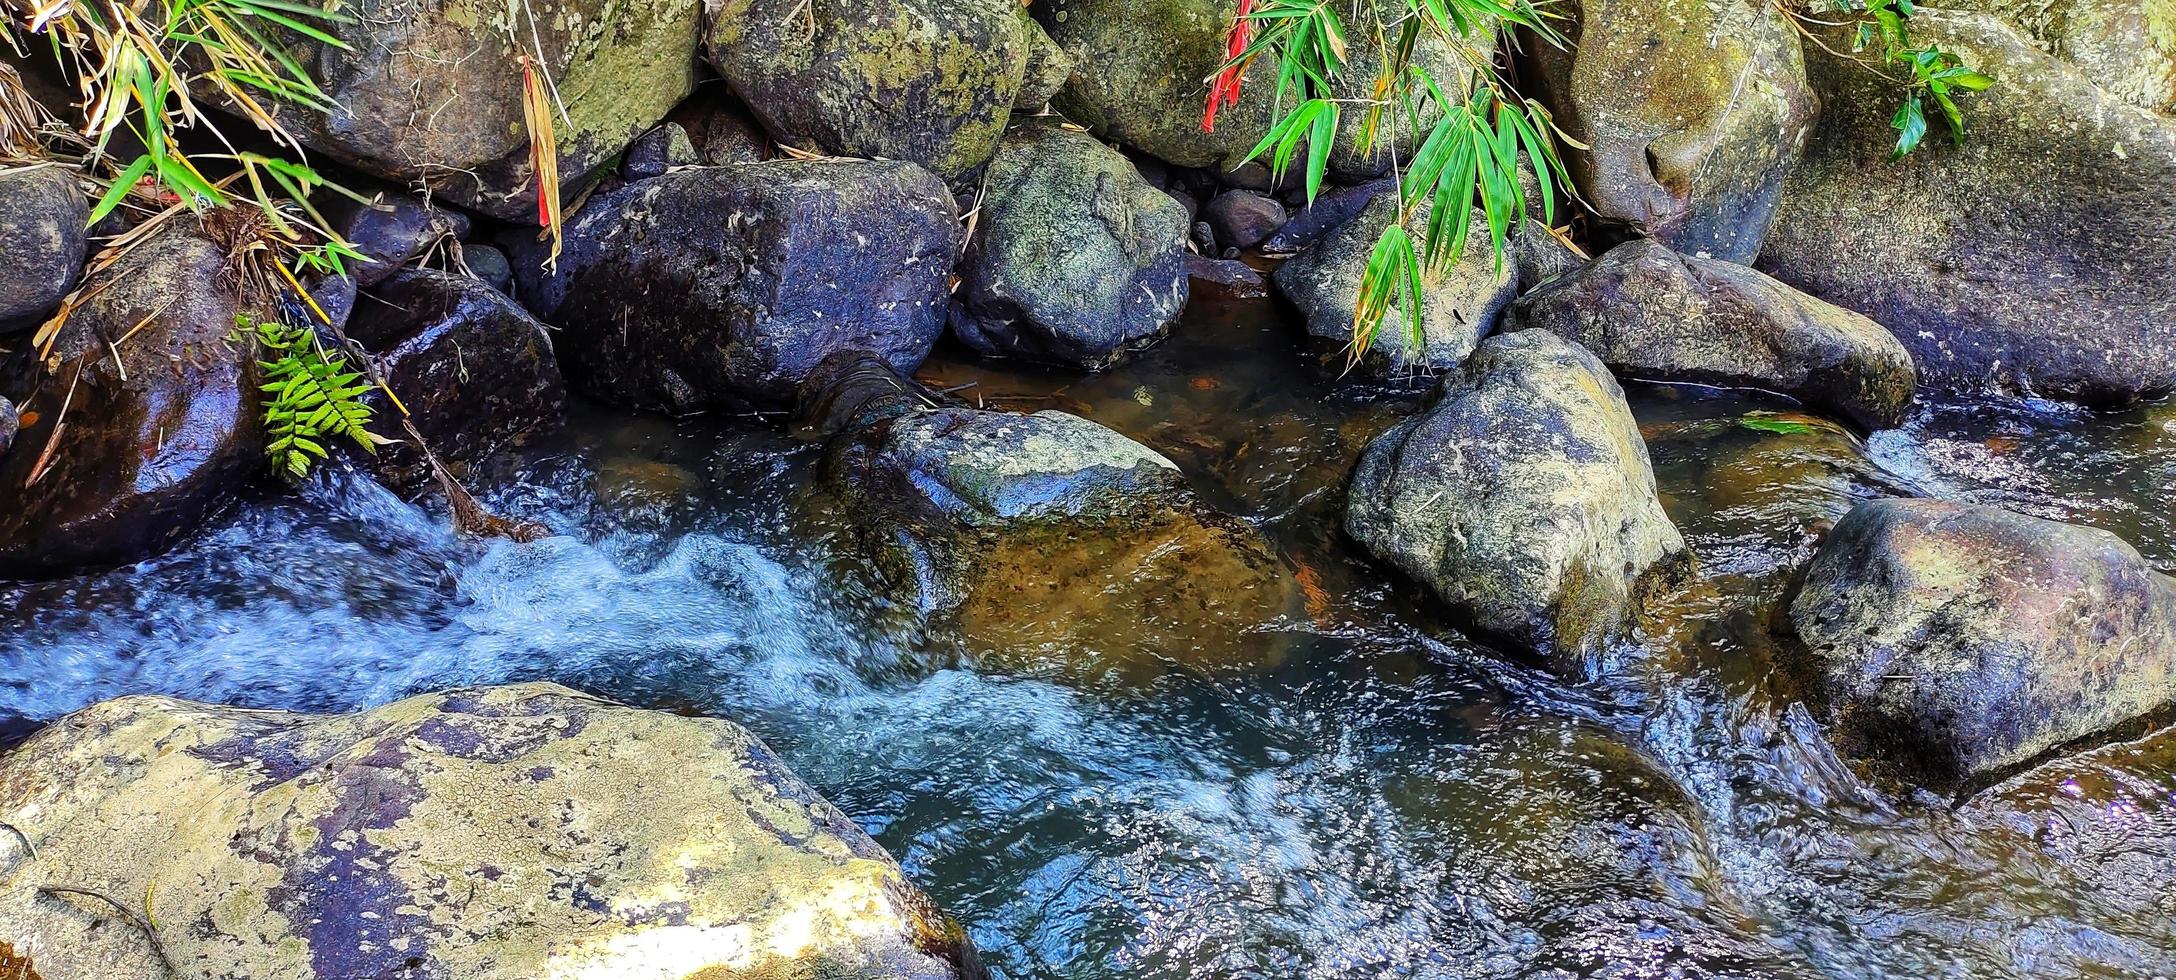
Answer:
[462, 244, 513, 293]
[1346, 330, 1688, 670]
[0, 223, 262, 576]
[0, 683, 984, 979]
[1522, 0, 1818, 262]
[1788, 498, 2176, 789]
[1510, 239, 1917, 429]
[1510, 220, 1585, 293]
[0, 396, 15, 456]
[347, 269, 565, 494]
[618, 122, 698, 181]
[1031, 0, 1478, 178]
[1259, 176, 1392, 256]
[665, 85, 774, 164]
[1273, 194, 1515, 378]
[801, 356, 1292, 631]
[0, 165, 87, 326]
[516, 159, 961, 412]
[1203, 190, 1285, 251]
[1186, 255, 1269, 301]
[284, 0, 701, 219]
[1190, 220, 1217, 255]
[338, 190, 469, 288]
[950, 125, 1190, 369]
[304, 271, 357, 331]
[705, 0, 1066, 180]
[1759, 11, 2176, 404]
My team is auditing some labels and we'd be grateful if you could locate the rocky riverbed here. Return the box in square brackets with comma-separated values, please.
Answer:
[2, 0, 2174, 977]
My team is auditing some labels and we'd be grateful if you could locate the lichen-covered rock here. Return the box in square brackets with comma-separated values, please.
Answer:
[1758, 11, 2176, 404]
[335, 189, 471, 288]
[1510, 239, 1917, 429]
[800, 355, 1292, 633]
[347, 269, 566, 494]
[705, 0, 1067, 181]
[0, 165, 87, 326]
[0, 221, 264, 576]
[1345, 330, 1688, 669]
[618, 121, 699, 180]
[0, 395, 15, 456]
[665, 85, 775, 164]
[950, 125, 1190, 369]
[1522, 0, 1818, 262]
[1030, 0, 1478, 176]
[0, 683, 983, 980]
[515, 159, 961, 411]
[275, 0, 699, 219]
[1949, 0, 2174, 114]
[1273, 194, 1516, 378]
[1788, 498, 2176, 788]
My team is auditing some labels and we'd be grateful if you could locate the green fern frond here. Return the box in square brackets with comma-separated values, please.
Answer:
[243, 313, 390, 479]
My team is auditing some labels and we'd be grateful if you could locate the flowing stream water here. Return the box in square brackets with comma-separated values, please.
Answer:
[4, 290, 2175, 979]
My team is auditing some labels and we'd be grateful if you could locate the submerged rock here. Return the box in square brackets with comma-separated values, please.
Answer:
[346, 269, 566, 494]
[1510, 239, 1917, 429]
[287, 0, 701, 219]
[706, 0, 1067, 180]
[1273, 194, 1516, 378]
[0, 222, 262, 576]
[518, 159, 961, 411]
[0, 165, 87, 326]
[800, 355, 1292, 644]
[1789, 498, 2176, 788]
[1030, 0, 1478, 177]
[335, 189, 470, 288]
[0, 683, 983, 979]
[950, 125, 1190, 369]
[1522, 0, 1818, 262]
[1345, 330, 1688, 669]
[1758, 11, 2176, 404]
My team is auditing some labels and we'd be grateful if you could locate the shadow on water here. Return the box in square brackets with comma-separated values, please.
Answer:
[3, 291, 2175, 979]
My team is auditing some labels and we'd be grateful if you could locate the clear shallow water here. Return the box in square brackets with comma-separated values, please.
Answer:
[4, 297, 2175, 979]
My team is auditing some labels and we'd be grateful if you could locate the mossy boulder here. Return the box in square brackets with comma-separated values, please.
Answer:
[513, 159, 961, 412]
[287, 0, 702, 219]
[1758, 10, 2176, 404]
[0, 166, 86, 327]
[1522, 0, 1818, 262]
[950, 125, 1191, 369]
[1788, 498, 2176, 788]
[1271, 193, 1520, 379]
[1510, 239, 1917, 430]
[0, 683, 983, 979]
[1949, 0, 2175, 114]
[0, 221, 265, 576]
[704, 0, 1068, 181]
[1029, 0, 1480, 176]
[1345, 330, 1688, 671]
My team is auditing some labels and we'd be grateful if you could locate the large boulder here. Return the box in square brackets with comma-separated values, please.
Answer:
[1346, 330, 1687, 669]
[0, 683, 983, 979]
[284, 0, 702, 219]
[1788, 498, 2176, 788]
[1272, 193, 1517, 378]
[800, 356, 1292, 640]
[1949, 0, 2175, 114]
[1510, 239, 1917, 429]
[346, 269, 566, 493]
[0, 165, 87, 326]
[0, 222, 262, 576]
[1029, 0, 1480, 176]
[1758, 11, 2176, 404]
[517, 159, 961, 412]
[1521, 0, 1818, 263]
[704, 0, 1068, 180]
[950, 125, 1191, 369]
